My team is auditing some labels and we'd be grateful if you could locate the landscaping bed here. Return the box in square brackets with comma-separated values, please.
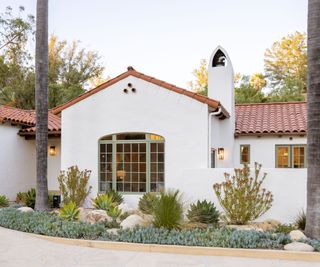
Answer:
[1, 207, 320, 252]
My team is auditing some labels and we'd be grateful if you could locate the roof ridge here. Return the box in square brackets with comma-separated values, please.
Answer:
[235, 101, 306, 106]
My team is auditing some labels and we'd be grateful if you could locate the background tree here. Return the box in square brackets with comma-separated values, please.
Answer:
[305, 0, 320, 239]
[235, 74, 266, 104]
[34, 0, 49, 211]
[188, 59, 208, 96]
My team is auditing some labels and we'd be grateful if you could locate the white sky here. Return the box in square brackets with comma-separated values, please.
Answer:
[1, 0, 307, 88]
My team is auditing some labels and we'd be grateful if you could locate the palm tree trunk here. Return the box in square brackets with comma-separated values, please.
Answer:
[305, 0, 320, 239]
[34, 0, 49, 211]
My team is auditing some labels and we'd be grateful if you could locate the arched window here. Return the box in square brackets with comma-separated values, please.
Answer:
[99, 133, 165, 193]
[212, 49, 227, 67]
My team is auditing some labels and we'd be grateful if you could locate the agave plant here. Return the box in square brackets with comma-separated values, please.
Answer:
[59, 201, 80, 221]
[16, 192, 26, 204]
[0, 195, 9, 207]
[93, 194, 114, 211]
[187, 200, 219, 225]
[25, 188, 36, 209]
[138, 192, 159, 214]
[106, 189, 123, 206]
[294, 210, 306, 230]
[107, 205, 122, 222]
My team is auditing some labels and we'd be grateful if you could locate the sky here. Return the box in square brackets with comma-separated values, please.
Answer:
[1, 0, 308, 88]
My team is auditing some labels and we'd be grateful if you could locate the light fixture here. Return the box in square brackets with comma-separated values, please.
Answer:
[49, 146, 56, 156]
[218, 148, 224, 160]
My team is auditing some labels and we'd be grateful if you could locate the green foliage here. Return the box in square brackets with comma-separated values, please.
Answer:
[107, 206, 122, 222]
[267, 78, 305, 102]
[274, 224, 296, 234]
[93, 194, 114, 211]
[138, 192, 159, 214]
[106, 189, 123, 206]
[187, 200, 219, 225]
[153, 190, 183, 230]
[294, 210, 306, 230]
[57, 166, 92, 207]
[0, 208, 295, 249]
[59, 201, 80, 221]
[119, 211, 130, 221]
[213, 163, 273, 225]
[16, 192, 26, 204]
[25, 188, 36, 209]
[0, 195, 9, 207]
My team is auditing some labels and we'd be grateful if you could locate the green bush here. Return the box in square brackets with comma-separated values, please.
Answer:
[0, 195, 9, 207]
[153, 190, 183, 230]
[274, 224, 296, 234]
[213, 163, 273, 225]
[16, 192, 26, 204]
[138, 192, 159, 214]
[93, 194, 114, 211]
[107, 206, 122, 222]
[294, 210, 306, 230]
[106, 189, 123, 206]
[59, 201, 80, 221]
[58, 166, 92, 207]
[187, 200, 219, 225]
[25, 188, 36, 209]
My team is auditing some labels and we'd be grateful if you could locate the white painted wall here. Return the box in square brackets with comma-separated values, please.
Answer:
[61, 75, 209, 205]
[0, 123, 61, 200]
[234, 135, 307, 168]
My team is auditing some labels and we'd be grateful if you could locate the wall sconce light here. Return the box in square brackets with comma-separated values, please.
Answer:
[218, 148, 224, 160]
[49, 146, 56, 156]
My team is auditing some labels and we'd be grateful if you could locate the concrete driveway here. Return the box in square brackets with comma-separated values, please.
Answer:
[0, 227, 319, 267]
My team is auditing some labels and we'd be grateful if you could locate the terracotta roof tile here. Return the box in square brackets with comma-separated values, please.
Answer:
[235, 102, 307, 136]
[51, 68, 228, 117]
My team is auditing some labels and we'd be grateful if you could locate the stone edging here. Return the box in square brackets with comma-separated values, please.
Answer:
[34, 234, 320, 262]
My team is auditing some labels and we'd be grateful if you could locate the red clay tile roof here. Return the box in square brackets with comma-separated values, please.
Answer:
[235, 102, 307, 136]
[0, 105, 61, 135]
[51, 67, 229, 118]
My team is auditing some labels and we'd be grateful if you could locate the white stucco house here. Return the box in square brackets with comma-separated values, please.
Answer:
[0, 47, 307, 222]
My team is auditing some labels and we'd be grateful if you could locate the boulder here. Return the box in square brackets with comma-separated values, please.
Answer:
[17, 207, 34, 213]
[252, 219, 281, 231]
[284, 242, 314, 252]
[120, 214, 146, 229]
[118, 203, 135, 214]
[289, 230, 307, 241]
[79, 208, 112, 224]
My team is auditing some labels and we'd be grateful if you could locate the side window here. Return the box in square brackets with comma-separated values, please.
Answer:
[276, 145, 290, 168]
[275, 145, 306, 168]
[292, 145, 307, 168]
[240, 145, 250, 164]
[211, 149, 216, 168]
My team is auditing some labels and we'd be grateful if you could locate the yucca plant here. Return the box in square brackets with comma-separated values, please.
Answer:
[294, 210, 306, 230]
[107, 206, 122, 222]
[93, 194, 114, 211]
[106, 189, 123, 206]
[138, 192, 159, 214]
[153, 190, 183, 230]
[16, 192, 26, 204]
[187, 200, 219, 225]
[0, 195, 9, 207]
[59, 201, 80, 221]
[25, 188, 36, 209]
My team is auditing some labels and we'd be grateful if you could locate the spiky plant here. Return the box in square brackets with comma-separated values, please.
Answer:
[294, 210, 306, 230]
[59, 201, 80, 221]
[107, 206, 122, 222]
[25, 188, 36, 209]
[93, 194, 114, 211]
[153, 190, 183, 230]
[187, 200, 219, 225]
[16, 192, 26, 204]
[138, 192, 159, 214]
[106, 189, 123, 206]
[0, 195, 9, 207]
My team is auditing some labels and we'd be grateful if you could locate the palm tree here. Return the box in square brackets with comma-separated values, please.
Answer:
[34, 0, 49, 211]
[305, 0, 320, 239]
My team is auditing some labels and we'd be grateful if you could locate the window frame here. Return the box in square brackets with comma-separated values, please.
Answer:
[98, 133, 165, 194]
[275, 144, 307, 168]
[240, 144, 250, 164]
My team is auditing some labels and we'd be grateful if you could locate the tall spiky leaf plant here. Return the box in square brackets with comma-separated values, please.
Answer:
[59, 201, 80, 221]
[153, 190, 183, 230]
[213, 163, 273, 225]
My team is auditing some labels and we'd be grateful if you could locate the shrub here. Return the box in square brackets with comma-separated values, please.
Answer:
[274, 224, 296, 234]
[57, 166, 92, 207]
[93, 194, 114, 211]
[213, 163, 273, 225]
[0, 195, 9, 207]
[153, 190, 183, 229]
[16, 192, 26, 204]
[138, 192, 159, 214]
[106, 189, 123, 206]
[59, 201, 80, 221]
[294, 210, 306, 230]
[25, 188, 36, 209]
[107, 206, 122, 222]
[187, 200, 219, 225]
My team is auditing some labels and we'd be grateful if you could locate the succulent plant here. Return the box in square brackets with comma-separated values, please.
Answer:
[138, 192, 159, 214]
[106, 189, 123, 206]
[107, 206, 122, 222]
[93, 194, 114, 211]
[59, 201, 80, 221]
[0, 195, 9, 207]
[25, 188, 36, 209]
[187, 200, 219, 225]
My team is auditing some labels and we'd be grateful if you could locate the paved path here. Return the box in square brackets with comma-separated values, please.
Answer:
[0, 227, 319, 267]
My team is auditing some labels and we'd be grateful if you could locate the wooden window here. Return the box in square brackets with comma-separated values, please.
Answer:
[275, 145, 306, 168]
[211, 149, 216, 168]
[240, 145, 250, 164]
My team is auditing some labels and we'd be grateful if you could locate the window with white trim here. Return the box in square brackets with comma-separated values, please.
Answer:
[275, 144, 306, 168]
